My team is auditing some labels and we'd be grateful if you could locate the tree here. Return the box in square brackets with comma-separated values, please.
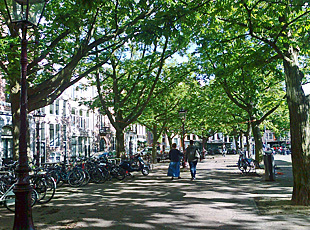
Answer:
[89, 1, 208, 157]
[91, 26, 186, 157]
[195, 0, 310, 205]
[266, 104, 290, 141]
[185, 75, 253, 154]
[137, 67, 189, 161]
[1, 0, 210, 159]
[0, 0, 165, 159]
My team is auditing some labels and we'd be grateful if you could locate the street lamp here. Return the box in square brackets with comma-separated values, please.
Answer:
[178, 107, 187, 167]
[4, 0, 48, 229]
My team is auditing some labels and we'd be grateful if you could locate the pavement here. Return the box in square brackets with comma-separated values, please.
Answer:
[1, 154, 309, 230]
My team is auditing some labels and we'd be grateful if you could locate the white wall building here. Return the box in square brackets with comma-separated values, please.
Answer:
[26, 79, 150, 163]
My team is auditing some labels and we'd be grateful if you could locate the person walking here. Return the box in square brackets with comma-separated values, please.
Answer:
[167, 143, 183, 180]
[186, 140, 199, 180]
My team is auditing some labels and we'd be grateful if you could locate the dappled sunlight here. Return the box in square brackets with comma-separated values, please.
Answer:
[1, 155, 309, 229]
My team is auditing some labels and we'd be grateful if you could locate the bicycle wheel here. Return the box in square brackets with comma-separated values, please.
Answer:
[142, 167, 149, 176]
[48, 169, 63, 187]
[37, 176, 56, 204]
[241, 161, 251, 173]
[3, 188, 15, 212]
[4, 188, 38, 213]
[100, 167, 110, 182]
[67, 169, 84, 187]
[81, 170, 90, 186]
[238, 160, 250, 173]
[91, 168, 105, 183]
[237, 159, 243, 172]
[33, 177, 47, 202]
[111, 166, 125, 181]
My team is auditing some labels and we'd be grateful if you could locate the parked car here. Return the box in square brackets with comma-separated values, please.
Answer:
[207, 147, 222, 155]
[227, 149, 237, 154]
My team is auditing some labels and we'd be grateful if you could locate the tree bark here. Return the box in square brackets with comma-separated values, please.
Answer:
[202, 136, 207, 151]
[251, 121, 264, 163]
[166, 131, 173, 148]
[151, 125, 159, 163]
[283, 50, 310, 205]
[115, 129, 125, 158]
[234, 134, 239, 152]
[239, 130, 244, 151]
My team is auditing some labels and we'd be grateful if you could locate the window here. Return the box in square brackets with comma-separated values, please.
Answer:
[71, 108, 76, 126]
[55, 124, 60, 146]
[49, 124, 54, 146]
[79, 110, 83, 128]
[40, 123, 45, 141]
[86, 111, 89, 128]
[78, 137, 83, 153]
[63, 125, 67, 141]
[63, 100, 67, 116]
[71, 137, 77, 157]
[50, 104, 54, 115]
[55, 100, 59, 115]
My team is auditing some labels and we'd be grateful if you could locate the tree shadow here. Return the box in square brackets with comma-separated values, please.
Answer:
[0, 155, 309, 230]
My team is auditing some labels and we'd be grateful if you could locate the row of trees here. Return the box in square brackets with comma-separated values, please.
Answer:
[0, 1, 309, 205]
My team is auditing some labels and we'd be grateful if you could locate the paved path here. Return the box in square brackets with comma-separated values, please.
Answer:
[1, 154, 309, 229]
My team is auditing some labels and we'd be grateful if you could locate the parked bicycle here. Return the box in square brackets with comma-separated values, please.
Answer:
[0, 167, 38, 213]
[30, 167, 56, 204]
[237, 151, 259, 173]
[98, 156, 126, 181]
[81, 158, 107, 184]
[46, 162, 86, 187]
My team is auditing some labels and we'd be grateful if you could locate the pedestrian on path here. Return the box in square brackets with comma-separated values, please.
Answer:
[167, 143, 183, 180]
[186, 140, 199, 180]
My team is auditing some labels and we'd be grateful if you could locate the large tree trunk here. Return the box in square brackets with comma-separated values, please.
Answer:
[251, 121, 264, 163]
[283, 51, 310, 205]
[202, 136, 207, 150]
[151, 125, 159, 163]
[115, 129, 125, 158]
[234, 135, 239, 152]
[239, 130, 244, 151]
[166, 132, 172, 148]
[245, 134, 250, 157]
[245, 123, 251, 158]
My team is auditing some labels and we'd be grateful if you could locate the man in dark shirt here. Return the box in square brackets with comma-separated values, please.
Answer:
[167, 143, 183, 180]
[186, 140, 199, 180]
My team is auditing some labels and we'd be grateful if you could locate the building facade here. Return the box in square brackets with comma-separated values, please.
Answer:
[0, 76, 148, 163]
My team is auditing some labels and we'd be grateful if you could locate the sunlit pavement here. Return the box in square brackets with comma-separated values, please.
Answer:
[1, 154, 309, 230]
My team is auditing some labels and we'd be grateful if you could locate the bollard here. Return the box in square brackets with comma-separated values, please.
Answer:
[263, 152, 275, 181]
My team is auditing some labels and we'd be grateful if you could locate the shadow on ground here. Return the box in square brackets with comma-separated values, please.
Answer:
[0, 155, 309, 230]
